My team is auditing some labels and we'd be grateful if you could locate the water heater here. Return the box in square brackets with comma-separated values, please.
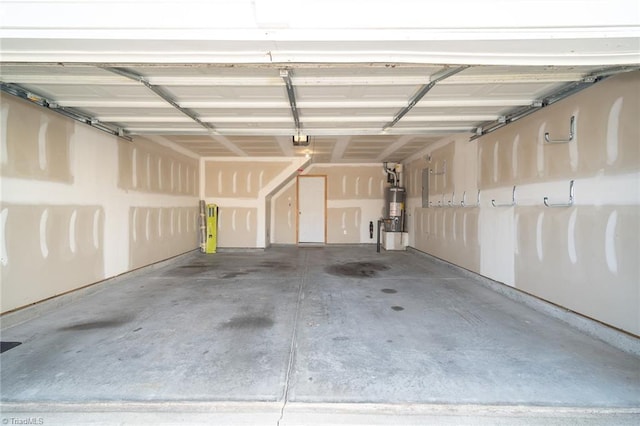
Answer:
[384, 186, 406, 232]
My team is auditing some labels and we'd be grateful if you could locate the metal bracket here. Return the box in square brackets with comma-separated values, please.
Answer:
[470, 66, 640, 142]
[544, 180, 575, 207]
[104, 66, 216, 134]
[492, 186, 516, 207]
[383, 65, 469, 130]
[0, 82, 132, 141]
[280, 69, 301, 133]
[545, 116, 575, 144]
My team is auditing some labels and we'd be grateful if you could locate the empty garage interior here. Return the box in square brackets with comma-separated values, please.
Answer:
[1, 0, 640, 424]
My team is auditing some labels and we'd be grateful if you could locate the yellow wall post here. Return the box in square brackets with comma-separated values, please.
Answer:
[206, 204, 218, 253]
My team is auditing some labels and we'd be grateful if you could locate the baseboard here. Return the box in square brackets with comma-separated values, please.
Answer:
[1, 250, 199, 331]
[407, 247, 640, 357]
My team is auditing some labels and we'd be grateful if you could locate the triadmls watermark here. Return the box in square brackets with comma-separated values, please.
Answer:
[2, 418, 44, 425]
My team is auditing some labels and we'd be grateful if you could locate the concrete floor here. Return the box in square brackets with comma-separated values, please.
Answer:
[1, 246, 639, 424]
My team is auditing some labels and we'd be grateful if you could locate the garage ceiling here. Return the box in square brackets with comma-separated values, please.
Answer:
[2, 63, 634, 162]
[1, 0, 639, 163]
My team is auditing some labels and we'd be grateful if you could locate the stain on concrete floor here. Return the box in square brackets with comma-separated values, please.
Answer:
[58, 317, 134, 331]
[221, 315, 274, 330]
[326, 262, 389, 278]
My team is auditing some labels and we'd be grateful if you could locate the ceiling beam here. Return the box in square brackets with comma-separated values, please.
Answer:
[96, 114, 500, 124]
[0, 74, 137, 85]
[125, 126, 474, 136]
[0, 71, 593, 87]
[56, 100, 170, 108]
[383, 65, 470, 130]
[102, 66, 218, 134]
[96, 116, 192, 123]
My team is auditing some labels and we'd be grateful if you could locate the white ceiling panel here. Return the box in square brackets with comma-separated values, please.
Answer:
[295, 85, 419, 101]
[166, 85, 287, 101]
[16, 83, 156, 101]
[198, 109, 292, 118]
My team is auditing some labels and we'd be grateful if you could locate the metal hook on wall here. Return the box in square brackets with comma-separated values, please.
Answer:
[544, 180, 575, 207]
[544, 116, 575, 144]
[461, 190, 481, 207]
[448, 192, 455, 207]
[492, 186, 516, 207]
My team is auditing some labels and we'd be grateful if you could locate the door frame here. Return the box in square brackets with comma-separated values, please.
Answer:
[296, 175, 327, 244]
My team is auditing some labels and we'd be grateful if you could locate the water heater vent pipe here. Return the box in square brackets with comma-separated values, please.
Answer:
[383, 162, 398, 187]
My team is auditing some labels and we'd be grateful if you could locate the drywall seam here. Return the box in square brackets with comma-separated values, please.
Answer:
[605, 210, 619, 274]
[199, 157, 206, 199]
[0, 208, 8, 266]
[606, 97, 623, 165]
[2, 176, 199, 207]
[0, 102, 8, 166]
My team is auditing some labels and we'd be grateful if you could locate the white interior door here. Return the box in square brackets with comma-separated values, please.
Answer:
[298, 176, 326, 243]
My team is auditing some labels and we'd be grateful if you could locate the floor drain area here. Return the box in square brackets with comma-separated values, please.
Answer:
[1, 341, 22, 354]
